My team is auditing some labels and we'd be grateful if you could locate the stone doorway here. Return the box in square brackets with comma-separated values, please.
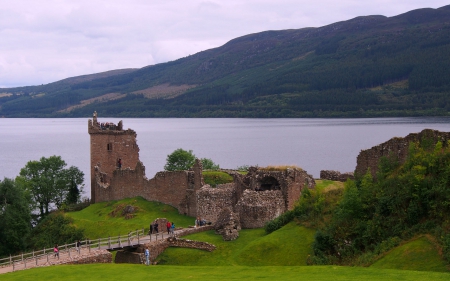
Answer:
[257, 176, 280, 191]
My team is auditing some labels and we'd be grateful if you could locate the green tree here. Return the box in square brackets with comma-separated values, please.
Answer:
[29, 212, 84, 249]
[200, 158, 220, 170]
[17, 156, 84, 221]
[0, 178, 32, 257]
[164, 149, 196, 171]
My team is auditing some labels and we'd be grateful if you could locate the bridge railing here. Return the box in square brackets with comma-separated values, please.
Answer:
[0, 228, 145, 270]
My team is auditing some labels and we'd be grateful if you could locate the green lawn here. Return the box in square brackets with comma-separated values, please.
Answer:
[371, 235, 449, 272]
[2, 264, 450, 281]
[157, 222, 315, 266]
[66, 197, 194, 239]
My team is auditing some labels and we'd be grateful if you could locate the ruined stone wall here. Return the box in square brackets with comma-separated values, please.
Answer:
[320, 170, 355, 182]
[235, 190, 286, 228]
[92, 167, 196, 214]
[355, 129, 450, 178]
[196, 184, 237, 223]
[67, 250, 112, 264]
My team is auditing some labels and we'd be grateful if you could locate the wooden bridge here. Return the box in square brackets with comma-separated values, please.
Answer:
[0, 227, 202, 274]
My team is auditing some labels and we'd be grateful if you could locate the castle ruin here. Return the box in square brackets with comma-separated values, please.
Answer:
[355, 129, 450, 178]
[88, 112, 315, 228]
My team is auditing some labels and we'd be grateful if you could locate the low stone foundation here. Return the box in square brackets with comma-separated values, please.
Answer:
[66, 250, 112, 264]
[320, 170, 354, 182]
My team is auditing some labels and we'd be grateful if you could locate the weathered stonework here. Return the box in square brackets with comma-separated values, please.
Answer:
[355, 129, 450, 178]
[214, 208, 241, 241]
[89, 113, 315, 229]
[66, 250, 112, 264]
[196, 183, 237, 223]
[235, 190, 286, 228]
[320, 170, 354, 182]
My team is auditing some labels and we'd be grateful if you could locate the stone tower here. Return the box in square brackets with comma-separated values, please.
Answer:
[88, 112, 140, 202]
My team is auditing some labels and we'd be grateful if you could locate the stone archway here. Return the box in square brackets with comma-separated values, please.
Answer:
[257, 176, 280, 191]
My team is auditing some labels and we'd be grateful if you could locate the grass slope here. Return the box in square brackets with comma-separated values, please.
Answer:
[371, 235, 449, 272]
[3, 264, 450, 281]
[157, 222, 315, 266]
[66, 197, 194, 238]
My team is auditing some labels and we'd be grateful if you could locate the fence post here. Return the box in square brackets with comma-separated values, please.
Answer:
[118, 234, 121, 248]
[98, 238, 100, 250]
[21, 252, 24, 263]
[128, 233, 130, 246]
[68, 247, 71, 258]
[36, 255, 38, 266]
[32, 250, 35, 258]
[137, 232, 140, 245]
[47, 253, 49, 263]
[24, 257, 26, 269]
[12, 260, 14, 272]
[108, 237, 111, 249]
[9, 255, 12, 267]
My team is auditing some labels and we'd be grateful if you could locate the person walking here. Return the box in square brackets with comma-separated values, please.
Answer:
[170, 222, 175, 236]
[76, 240, 81, 254]
[144, 246, 150, 266]
[150, 223, 154, 235]
[54, 244, 59, 259]
[166, 221, 171, 234]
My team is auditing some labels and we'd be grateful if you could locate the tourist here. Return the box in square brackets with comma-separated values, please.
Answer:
[154, 222, 159, 233]
[144, 246, 150, 266]
[166, 221, 171, 234]
[54, 244, 59, 258]
[149, 223, 154, 235]
[117, 158, 122, 169]
[170, 222, 175, 235]
[76, 240, 81, 254]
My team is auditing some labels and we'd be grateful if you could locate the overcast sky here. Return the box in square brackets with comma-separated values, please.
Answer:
[0, 0, 448, 88]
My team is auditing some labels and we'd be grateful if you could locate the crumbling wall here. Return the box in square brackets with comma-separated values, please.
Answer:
[235, 190, 286, 228]
[196, 183, 237, 223]
[355, 129, 450, 178]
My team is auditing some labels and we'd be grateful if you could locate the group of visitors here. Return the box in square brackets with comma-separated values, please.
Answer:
[166, 221, 175, 235]
[195, 217, 207, 227]
[149, 222, 159, 234]
[99, 122, 116, 130]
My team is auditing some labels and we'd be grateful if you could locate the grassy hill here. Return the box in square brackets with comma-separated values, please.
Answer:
[1, 5, 450, 117]
[66, 197, 194, 239]
[371, 235, 449, 272]
[157, 222, 315, 266]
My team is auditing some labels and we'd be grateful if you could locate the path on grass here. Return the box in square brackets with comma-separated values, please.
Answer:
[0, 226, 211, 274]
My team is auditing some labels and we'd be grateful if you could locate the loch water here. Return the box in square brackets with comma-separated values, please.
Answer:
[1, 117, 450, 197]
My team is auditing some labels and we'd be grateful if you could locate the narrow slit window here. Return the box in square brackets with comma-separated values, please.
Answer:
[107, 143, 113, 151]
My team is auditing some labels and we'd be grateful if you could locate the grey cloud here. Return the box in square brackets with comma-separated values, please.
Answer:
[1, 0, 448, 87]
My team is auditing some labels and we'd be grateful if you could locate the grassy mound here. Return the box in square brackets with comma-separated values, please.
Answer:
[157, 222, 315, 266]
[3, 264, 450, 281]
[202, 171, 234, 187]
[66, 197, 194, 238]
[371, 235, 449, 272]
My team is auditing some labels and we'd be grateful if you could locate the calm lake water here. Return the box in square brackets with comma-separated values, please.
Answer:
[1, 117, 450, 198]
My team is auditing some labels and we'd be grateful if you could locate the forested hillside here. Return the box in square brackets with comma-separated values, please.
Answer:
[1, 5, 450, 117]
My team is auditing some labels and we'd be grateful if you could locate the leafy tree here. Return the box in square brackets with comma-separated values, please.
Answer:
[164, 149, 196, 171]
[17, 156, 84, 221]
[200, 158, 220, 170]
[29, 212, 84, 249]
[0, 178, 32, 257]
